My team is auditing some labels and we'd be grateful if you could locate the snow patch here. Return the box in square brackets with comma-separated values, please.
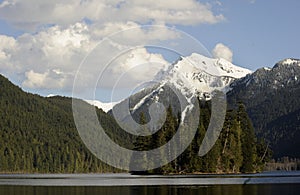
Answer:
[155, 53, 252, 99]
[132, 82, 166, 112]
[47, 94, 57, 97]
[280, 58, 300, 66]
[85, 100, 119, 112]
[131, 53, 254, 124]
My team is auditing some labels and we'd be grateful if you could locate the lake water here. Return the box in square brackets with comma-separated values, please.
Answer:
[0, 171, 299, 195]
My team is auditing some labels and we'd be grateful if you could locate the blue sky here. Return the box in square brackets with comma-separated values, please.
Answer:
[0, 0, 299, 101]
[180, 0, 300, 69]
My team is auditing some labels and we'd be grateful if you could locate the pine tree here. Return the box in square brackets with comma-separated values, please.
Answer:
[129, 113, 152, 174]
[232, 117, 243, 172]
[189, 122, 205, 172]
[196, 102, 221, 173]
[157, 106, 183, 174]
[238, 103, 257, 173]
[219, 111, 243, 172]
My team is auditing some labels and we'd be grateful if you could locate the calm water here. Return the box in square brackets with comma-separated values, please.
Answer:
[0, 172, 299, 195]
[1, 184, 300, 195]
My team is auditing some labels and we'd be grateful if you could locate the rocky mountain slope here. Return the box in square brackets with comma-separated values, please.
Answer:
[227, 58, 300, 158]
[113, 55, 300, 158]
[111, 53, 251, 129]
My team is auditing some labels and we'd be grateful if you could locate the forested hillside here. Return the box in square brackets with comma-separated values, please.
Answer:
[227, 60, 300, 158]
[130, 102, 271, 174]
[0, 74, 128, 173]
[0, 74, 270, 173]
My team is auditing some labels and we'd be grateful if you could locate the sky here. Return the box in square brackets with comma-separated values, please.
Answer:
[0, 0, 299, 102]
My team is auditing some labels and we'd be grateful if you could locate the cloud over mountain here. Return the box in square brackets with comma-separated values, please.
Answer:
[212, 43, 233, 63]
[0, 0, 224, 97]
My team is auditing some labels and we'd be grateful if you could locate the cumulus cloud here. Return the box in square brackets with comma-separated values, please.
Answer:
[212, 43, 233, 62]
[100, 47, 169, 88]
[0, 35, 17, 70]
[22, 70, 67, 89]
[0, 0, 225, 97]
[0, 22, 172, 92]
[0, 0, 224, 31]
[0, 23, 92, 90]
[91, 22, 180, 45]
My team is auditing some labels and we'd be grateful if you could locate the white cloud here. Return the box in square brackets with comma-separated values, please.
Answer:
[103, 47, 169, 87]
[22, 70, 66, 89]
[0, 0, 224, 31]
[0, 22, 172, 92]
[0, 23, 94, 90]
[90, 22, 180, 45]
[212, 43, 233, 62]
[0, 35, 17, 72]
[0, 35, 15, 59]
[0, 1, 225, 96]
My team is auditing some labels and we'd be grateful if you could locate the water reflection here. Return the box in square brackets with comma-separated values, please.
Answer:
[0, 184, 299, 195]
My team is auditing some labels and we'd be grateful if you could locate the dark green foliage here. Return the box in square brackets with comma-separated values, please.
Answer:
[227, 64, 300, 158]
[265, 109, 300, 158]
[129, 100, 268, 174]
[129, 113, 152, 174]
[237, 103, 257, 173]
[0, 74, 269, 174]
[218, 110, 242, 173]
[0, 74, 127, 173]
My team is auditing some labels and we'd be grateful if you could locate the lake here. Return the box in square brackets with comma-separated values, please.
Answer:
[0, 171, 299, 195]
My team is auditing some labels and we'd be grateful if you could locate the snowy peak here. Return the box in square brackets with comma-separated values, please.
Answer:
[87, 53, 253, 114]
[119, 53, 253, 125]
[85, 100, 119, 112]
[230, 58, 300, 91]
[276, 58, 300, 66]
[186, 53, 252, 78]
[155, 53, 252, 98]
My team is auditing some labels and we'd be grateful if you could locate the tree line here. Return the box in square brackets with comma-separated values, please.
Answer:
[0, 74, 271, 173]
[130, 101, 272, 174]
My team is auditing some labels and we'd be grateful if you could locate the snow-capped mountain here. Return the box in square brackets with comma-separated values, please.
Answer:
[277, 58, 300, 66]
[227, 58, 300, 158]
[229, 58, 300, 96]
[85, 100, 119, 112]
[112, 53, 252, 126]
[228, 57, 300, 112]
[155, 53, 252, 99]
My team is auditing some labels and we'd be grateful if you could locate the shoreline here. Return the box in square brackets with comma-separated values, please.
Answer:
[0, 171, 299, 186]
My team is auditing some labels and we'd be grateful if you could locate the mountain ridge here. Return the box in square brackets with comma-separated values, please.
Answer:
[1, 54, 299, 161]
[0, 73, 132, 173]
[0, 72, 269, 173]
[227, 57, 300, 158]
[111, 53, 252, 129]
[155, 53, 252, 98]
[111, 54, 300, 158]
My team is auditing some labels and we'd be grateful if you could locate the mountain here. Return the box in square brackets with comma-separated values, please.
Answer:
[112, 53, 251, 129]
[155, 53, 252, 99]
[113, 54, 300, 159]
[0, 74, 132, 173]
[227, 58, 300, 158]
[114, 53, 266, 173]
[85, 100, 119, 112]
[0, 72, 268, 174]
[0, 55, 298, 173]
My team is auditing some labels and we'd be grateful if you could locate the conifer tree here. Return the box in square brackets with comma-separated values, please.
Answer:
[238, 103, 257, 173]
[129, 113, 152, 174]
